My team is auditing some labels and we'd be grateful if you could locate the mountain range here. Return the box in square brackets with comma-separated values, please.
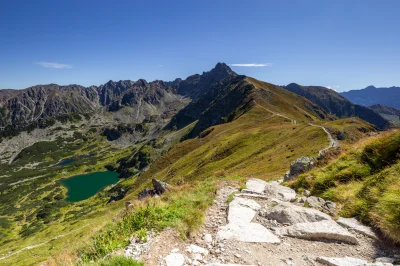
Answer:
[0, 63, 397, 135]
[341, 85, 400, 109]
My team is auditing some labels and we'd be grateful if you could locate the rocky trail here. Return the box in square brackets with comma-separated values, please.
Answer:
[127, 179, 400, 266]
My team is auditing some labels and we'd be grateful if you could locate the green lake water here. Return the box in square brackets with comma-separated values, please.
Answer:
[60, 171, 119, 202]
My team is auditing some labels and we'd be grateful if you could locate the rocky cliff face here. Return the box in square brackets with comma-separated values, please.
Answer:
[0, 84, 99, 128]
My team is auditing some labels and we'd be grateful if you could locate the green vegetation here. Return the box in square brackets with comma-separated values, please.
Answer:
[290, 131, 400, 242]
[0, 128, 135, 265]
[95, 256, 143, 266]
[78, 180, 216, 262]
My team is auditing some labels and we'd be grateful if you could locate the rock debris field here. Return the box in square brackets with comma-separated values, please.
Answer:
[125, 179, 400, 266]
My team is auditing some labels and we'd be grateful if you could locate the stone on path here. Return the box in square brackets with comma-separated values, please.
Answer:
[337, 217, 378, 240]
[264, 181, 296, 201]
[164, 253, 185, 266]
[204, 233, 213, 243]
[228, 197, 261, 224]
[278, 220, 358, 244]
[267, 200, 332, 225]
[235, 193, 270, 200]
[305, 196, 326, 209]
[186, 244, 209, 255]
[217, 222, 281, 243]
[316, 256, 368, 266]
[243, 178, 267, 194]
[217, 197, 280, 243]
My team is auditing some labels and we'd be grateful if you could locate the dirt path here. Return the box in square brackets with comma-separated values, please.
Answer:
[254, 101, 296, 124]
[308, 123, 339, 157]
[254, 100, 338, 156]
[142, 180, 399, 266]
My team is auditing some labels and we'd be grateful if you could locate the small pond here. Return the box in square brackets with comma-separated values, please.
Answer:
[54, 155, 92, 167]
[60, 171, 119, 202]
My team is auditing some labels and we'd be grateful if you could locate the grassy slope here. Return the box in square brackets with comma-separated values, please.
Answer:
[290, 130, 400, 242]
[127, 77, 335, 200]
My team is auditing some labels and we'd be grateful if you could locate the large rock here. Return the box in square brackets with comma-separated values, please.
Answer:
[216, 222, 281, 243]
[228, 197, 260, 224]
[305, 196, 326, 209]
[284, 157, 315, 182]
[337, 217, 378, 240]
[243, 178, 267, 194]
[267, 200, 332, 225]
[278, 220, 358, 244]
[152, 179, 169, 194]
[264, 181, 296, 201]
[316, 256, 368, 266]
[216, 197, 280, 243]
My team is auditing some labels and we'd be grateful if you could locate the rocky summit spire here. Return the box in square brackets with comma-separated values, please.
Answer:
[210, 62, 237, 77]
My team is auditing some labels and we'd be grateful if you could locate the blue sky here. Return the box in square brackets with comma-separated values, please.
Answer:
[1, 0, 399, 91]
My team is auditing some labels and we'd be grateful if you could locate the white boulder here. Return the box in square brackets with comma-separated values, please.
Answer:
[278, 220, 358, 244]
[267, 200, 332, 225]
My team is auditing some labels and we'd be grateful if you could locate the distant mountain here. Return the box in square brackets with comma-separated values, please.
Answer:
[0, 63, 236, 130]
[341, 86, 400, 109]
[283, 83, 390, 129]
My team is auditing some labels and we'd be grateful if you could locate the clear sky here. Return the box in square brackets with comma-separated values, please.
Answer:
[1, 0, 399, 91]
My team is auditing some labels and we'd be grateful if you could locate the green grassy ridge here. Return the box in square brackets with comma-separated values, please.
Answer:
[290, 131, 400, 242]
[131, 105, 329, 193]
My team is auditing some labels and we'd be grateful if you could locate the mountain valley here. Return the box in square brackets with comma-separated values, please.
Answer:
[0, 64, 399, 266]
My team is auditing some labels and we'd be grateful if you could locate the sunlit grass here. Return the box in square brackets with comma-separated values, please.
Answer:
[290, 131, 400, 242]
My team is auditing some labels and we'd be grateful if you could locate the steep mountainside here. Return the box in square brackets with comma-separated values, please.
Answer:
[341, 85, 400, 109]
[370, 104, 400, 127]
[283, 83, 390, 129]
[370, 104, 400, 117]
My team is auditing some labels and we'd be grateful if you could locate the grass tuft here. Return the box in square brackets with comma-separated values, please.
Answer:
[290, 131, 400, 242]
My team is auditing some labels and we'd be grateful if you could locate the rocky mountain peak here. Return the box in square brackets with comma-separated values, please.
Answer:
[135, 79, 148, 87]
[208, 62, 236, 78]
